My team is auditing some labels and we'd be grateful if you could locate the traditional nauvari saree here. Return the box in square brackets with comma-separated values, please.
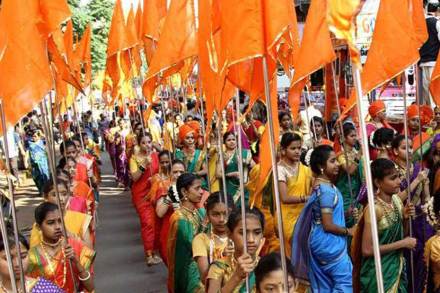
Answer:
[27, 238, 95, 293]
[167, 207, 206, 293]
[223, 149, 252, 206]
[277, 161, 312, 258]
[352, 194, 407, 293]
[424, 234, 440, 293]
[175, 148, 207, 189]
[206, 258, 256, 293]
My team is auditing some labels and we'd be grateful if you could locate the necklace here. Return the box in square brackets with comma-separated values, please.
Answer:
[316, 177, 332, 185]
[280, 160, 298, 175]
[40, 240, 67, 288]
[376, 196, 400, 224]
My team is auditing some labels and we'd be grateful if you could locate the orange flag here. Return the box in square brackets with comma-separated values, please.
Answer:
[327, 0, 361, 67]
[342, 0, 425, 117]
[289, 0, 336, 120]
[38, 0, 71, 36]
[430, 51, 440, 106]
[107, 0, 132, 57]
[324, 64, 337, 121]
[145, 0, 197, 84]
[143, 0, 164, 64]
[48, 36, 84, 93]
[73, 25, 92, 86]
[0, 27, 6, 61]
[64, 20, 75, 66]
[411, 0, 429, 45]
[135, 2, 143, 41]
[0, 0, 52, 125]
[126, 5, 140, 48]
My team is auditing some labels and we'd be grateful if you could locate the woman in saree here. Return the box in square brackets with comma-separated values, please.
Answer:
[366, 100, 394, 160]
[175, 122, 207, 187]
[155, 159, 185, 266]
[0, 228, 64, 292]
[279, 111, 294, 137]
[351, 158, 416, 293]
[216, 131, 255, 206]
[114, 120, 129, 189]
[206, 207, 265, 293]
[104, 120, 117, 175]
[167, 173, 207, 293]
[129, 132, 161, 266]
[277, 132, 312, 257]
[291, 145, 353, 292]
[26, 129, 50, 195]
[335, 122, 363, 248]
[27, 202, 95, 293]
[392, 134, 433, 292]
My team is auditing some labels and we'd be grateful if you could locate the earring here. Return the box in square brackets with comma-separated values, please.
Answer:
[320, 168, 324, 174]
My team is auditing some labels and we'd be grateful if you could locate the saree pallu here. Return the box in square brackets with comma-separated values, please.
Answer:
[400, 163, 434, 293]
[115, 133, 129, 186]
[167, 208, 206, 293]
[354, 195, 406, 293]
[27, 238, 95, 293]
[222, 149, 252, 206]
[27, 277, 65, 292]
[131, 152, 160, 255]
[291, 184, 352, 293]
[208, 147, 220, 193]
[175, 148, 208, 190]
[207, 259, 256, 293]
[28, 140, 50, 194]
[278, 163, 312, 258]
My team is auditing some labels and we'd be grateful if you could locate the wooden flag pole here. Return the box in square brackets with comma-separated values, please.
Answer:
[216, 116, 229, 210]
[262, 56, 289, 291]
[0, 100, 26, 293]
[401, 74, 416, 293]
[352, 67, 384, 293]
[234, 92, 250, 293]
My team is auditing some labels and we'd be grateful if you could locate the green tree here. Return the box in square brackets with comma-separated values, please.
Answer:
[68, 0, 113, 73]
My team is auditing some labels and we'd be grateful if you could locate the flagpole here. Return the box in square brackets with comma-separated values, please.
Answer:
[352, 67, 384, 293]
[401, 73, 416, 293]
[216, 116, 229, 209]
[262, 56, 289, 291]
[234, 92, 250, 293]
[303, 86, 318, 147]
[39, 101, 78, 293]
[330, 63, 356, 213]
[197, 76, 212, 194]
[0, 100, 26, 293]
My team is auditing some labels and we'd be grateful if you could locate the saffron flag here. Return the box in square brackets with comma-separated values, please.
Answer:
[38, 0, 71, 37]
[73, 25, 92, 86]
[145, 0, 197, 86]
[143, 0, 164, 64]
[289, 0, 336, 119]
[342, 0, 425, 117]
[0, 27, 6, 61]
[430, 51, 440, 106]
[326, 0, 361, 67]
[0, 0, 53, 125]
[64, 20, 75, 67]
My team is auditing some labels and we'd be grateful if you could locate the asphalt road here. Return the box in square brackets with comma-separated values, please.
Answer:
[94, 152, 168, 292]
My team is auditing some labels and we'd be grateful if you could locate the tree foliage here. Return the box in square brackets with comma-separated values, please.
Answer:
[68, 0, 113, 73]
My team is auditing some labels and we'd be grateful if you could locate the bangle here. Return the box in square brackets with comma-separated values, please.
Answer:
[139, 165, 145, 172]
[79, 271, 91, 282]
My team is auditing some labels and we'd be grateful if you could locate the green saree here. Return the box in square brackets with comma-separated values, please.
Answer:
[175, 148, 208, 189]
[167, 207, 207, 293]
[223, 149, 252, 206]
[207, 258, 256, 293]
[360, 195, 407, 293]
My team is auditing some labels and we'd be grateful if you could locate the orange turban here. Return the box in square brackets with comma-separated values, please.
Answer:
[368, 100, 386, 117]
[407, 104, 419, 120]
[179, 122, 200, 143]
[420, 105, 434, 127]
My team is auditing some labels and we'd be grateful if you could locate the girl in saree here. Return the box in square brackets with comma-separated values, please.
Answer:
[27, 202, 95, 293]
[167, 173, 206, 293]
[0, 228, 64, 292]
[255, 252, 296, 293]
[26, 129, 50, 195]
[291, 145, 352, 292]
[104, 120, 117, 175]
[279, 112, 294, 137]
[192, 193, 232, 283]
[216, 131, 255, 206]
[336, 123, 363, 246]
[206, 207, 265, 293]
[391, 134, 433, 292]
[366, 100, 394, 160]
[29, 180, 93, 249]
[351, 158, 416, 293]
[114, 122, 129, 189]
[277, 132, 312, 257]
[129, 132, 161, 266]
[175, 122, 207, 186]
[155, 159, 185, 266]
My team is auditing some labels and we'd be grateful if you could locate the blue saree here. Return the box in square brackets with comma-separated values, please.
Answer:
[291, 183, 352, 293]
[28, 140, 50, 194]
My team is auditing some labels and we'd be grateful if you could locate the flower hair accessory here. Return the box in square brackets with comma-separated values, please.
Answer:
[424, 197, 439, 227]
[369, 130, 376, 148]
[305, 149, 313, 167]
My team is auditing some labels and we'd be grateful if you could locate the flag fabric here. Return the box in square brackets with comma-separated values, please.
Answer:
[289, 0, 336, 119]
[73, 25, 92, 86]
[135, 2, 143, 41]
[411, 0, 428, 45]
[430, 51, 440, 106]
[342, 0, 425, 118]
[0, 0, 54, 125]
[326, 0, 361, 67]
[0, 27, 6, 61]
[145, 0, 197, 93]
[324, 64, 337, 121]
[38, 0, 71, 37]
[64, 20, 75, 67]
[142, 0, 165, 64]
